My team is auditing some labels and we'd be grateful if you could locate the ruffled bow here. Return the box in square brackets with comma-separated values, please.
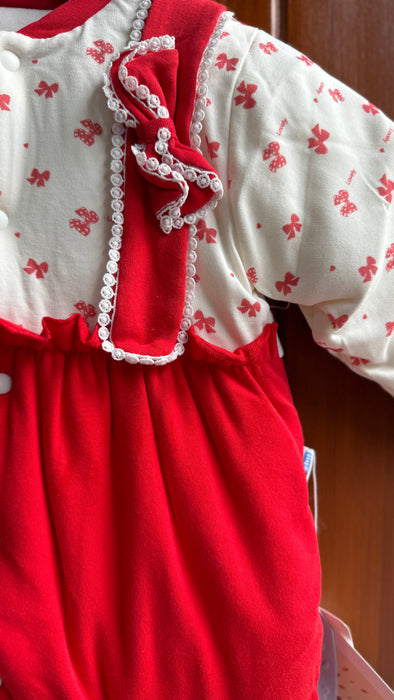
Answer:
[103, 35, 223, 234]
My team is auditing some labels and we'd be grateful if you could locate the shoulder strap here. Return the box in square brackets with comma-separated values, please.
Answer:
[107, 0, 228, 362]
[142, 0, 227, 145]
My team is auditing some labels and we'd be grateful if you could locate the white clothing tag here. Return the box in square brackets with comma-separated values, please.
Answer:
[303, 446, 318, 532]
[303, 446, 316, 481]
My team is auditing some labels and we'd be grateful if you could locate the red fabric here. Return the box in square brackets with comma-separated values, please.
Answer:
[111, 50, 218, 221]
[111, 141, 190, 356]
[0, 316, 322, 698]
[0, 314, 100, 351]
[1, 0, 64, 7]
[144, 0, 225, 146]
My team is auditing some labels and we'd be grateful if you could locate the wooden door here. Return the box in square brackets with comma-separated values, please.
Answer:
[217, 0, 394, 688]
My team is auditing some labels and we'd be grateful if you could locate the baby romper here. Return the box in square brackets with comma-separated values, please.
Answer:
[0, 0, 393, 697]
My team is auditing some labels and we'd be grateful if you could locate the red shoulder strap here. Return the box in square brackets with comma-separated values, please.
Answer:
[109, 0, 227, 361]
[142, 0, 227, 145]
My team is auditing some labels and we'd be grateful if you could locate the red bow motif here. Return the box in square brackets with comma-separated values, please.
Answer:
[282, 213, 302, 239]
[35, 81, 59, 98]
[377, 174, 394, 203]
[385, 243, 394, 271]
[297, 55, 313, 66]
[308, 124, 330, 154]
[247, 267, 258, 285]
[205, 135, 220, 159]
[262, 141, 286, 173]
[362, 102, 379, 115]
[69, 208, 99, 236]
[0, 94, 10, 111]
[358, 256, 378, 283]
[74, 301, 97, 321]
[333, 189, 357, 217]
[194, 310, 216, 333]
[234, 80, 257, 109]
[195, 220, 217, 244]
[74, 119, 103, 146]
[105, 36, 222, 234]
[27, 168, 50, 187]
[86, 40, 114, 64]
[215, 53, 239, 71]
[327, 313, 348, 329]
[24, 258, 48, 278]
[328, 88, 344, 103]
[349, 356, 370, 366]
[275, 272, 299, 295]
[237, 298, 261, 317]
[259, 42, 278, 55]
[385, 321, 394, 337]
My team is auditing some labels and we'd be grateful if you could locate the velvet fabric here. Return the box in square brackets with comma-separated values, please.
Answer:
[109, 6, 224, 356]
[0, 316, 322, 698]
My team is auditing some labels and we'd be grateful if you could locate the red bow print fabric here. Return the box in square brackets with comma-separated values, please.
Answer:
[23, 258, 48, 278]
[194, 309, 216, 333]
[333, 189, 357, 217]
[26, 168, 51, 187]
[105, 36, 223, 234]
[0, 94, 11, 111]
[262, 141, 286, 173]
[307, 124, 330, 154]
[34, 81, 59, 98]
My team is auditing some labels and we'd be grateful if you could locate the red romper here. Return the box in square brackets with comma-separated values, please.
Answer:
[0, 0, 323, 697]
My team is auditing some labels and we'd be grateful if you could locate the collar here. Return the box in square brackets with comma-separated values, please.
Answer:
[1, 0, 113, 38]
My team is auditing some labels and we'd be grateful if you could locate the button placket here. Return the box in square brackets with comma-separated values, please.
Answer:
[0, 49, 21, 72]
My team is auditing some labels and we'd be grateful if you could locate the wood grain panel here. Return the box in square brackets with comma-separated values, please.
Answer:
[285, 0, 394, 116]
[216, 0, 271, 33]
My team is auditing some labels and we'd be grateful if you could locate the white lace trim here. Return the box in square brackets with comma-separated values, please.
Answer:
[98, 2, 227, 365]
[189, 10, 234, 150]
[98, 217, 198, 366]
[131, 133, 223, 234]
[103, 34, 223, 234]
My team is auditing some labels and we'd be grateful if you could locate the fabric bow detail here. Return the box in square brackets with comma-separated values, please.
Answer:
[104, 35, 223, 234]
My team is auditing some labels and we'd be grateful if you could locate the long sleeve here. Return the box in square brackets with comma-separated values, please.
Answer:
[202, 18, 394, 396]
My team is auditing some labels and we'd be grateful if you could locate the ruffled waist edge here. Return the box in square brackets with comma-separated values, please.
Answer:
[0, 314, 101, 353]
[0, 313, 280, 366]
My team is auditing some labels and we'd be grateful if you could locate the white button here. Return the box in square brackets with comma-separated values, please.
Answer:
[0, 210, 9, 230]
[0, 374, 12, 394]
[0, 50, 21, 71]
